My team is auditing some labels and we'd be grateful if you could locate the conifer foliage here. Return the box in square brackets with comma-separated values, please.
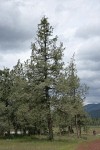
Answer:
[28, 17, 64, 140]
[0, 17, 88, 139]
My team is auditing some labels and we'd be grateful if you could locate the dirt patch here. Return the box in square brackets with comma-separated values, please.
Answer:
[77, 139, 100, 150]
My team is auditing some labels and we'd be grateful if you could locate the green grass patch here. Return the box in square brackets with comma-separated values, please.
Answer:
[0, 136, 81, 150]
[0, 127, 100, 150]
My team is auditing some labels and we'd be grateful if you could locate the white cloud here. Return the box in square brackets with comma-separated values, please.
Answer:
[0, 50, 31, 69]
[0, 0, 100, 104]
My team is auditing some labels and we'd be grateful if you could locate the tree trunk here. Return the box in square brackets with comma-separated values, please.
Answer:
[7, 130, 10, 136]
[48, 113, 53, 140]
[23, 128, 27, 135]
[79, 125, 81, 138]
[14, 128, 18, 135]
[45, 86, 53, 140]
[75, 115, 79, 138]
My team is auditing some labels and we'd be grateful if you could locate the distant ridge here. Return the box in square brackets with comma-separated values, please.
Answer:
[84, 103, 100, 118]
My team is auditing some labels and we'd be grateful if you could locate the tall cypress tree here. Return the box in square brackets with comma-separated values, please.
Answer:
[29, 17, 64, 140]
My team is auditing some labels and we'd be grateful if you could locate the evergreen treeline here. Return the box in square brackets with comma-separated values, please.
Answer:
[0, 17, 88, 139]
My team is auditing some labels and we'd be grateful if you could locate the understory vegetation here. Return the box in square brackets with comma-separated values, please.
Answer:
[0, 130, 100, 150]
[0, 17, 89, 140]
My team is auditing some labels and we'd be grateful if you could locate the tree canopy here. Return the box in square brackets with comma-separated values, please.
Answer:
[0, 17, 88, 139]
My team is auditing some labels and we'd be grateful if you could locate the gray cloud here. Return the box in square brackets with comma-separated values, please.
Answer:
[0, 40, 32, 54]
[76, 38, 100, 62]
[0, 0, 38, 52]
[75, 24, 100, 39]
[0, 24, 33, 42]
[78, 71, 100, 104]
[77, 60, 100, 71]
[76, 37, 100, 103]
[0, 0, 100, 104]
[0, 55, 4, 62]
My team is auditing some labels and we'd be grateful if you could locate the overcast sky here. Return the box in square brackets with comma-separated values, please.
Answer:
[0, 0, 100, 104]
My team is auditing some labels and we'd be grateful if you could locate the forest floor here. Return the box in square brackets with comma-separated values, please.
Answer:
[77, 138, 100, 150]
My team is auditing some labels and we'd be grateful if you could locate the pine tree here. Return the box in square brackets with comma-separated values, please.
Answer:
[28, 17, 64, 140]
[10, 60, 32, 135]
[0, 68, 13, 135]
[54, 56, 88, 137]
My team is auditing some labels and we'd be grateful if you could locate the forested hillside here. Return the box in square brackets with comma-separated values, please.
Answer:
[84, 103, 100, 118]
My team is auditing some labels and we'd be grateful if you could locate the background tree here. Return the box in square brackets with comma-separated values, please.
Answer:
[55, 56, 88, 138]
[9, 60, 28, 134]
[0, 68, 13, 135]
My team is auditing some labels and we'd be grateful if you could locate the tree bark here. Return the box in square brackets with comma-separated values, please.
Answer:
[75, 115, 79, 138]
[47, 113, 53, 140]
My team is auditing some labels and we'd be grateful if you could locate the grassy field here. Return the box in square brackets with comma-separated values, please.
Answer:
[0, 135, 100, 150]
[0, 126, 100, 150]
[0, 138, 79, 150]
